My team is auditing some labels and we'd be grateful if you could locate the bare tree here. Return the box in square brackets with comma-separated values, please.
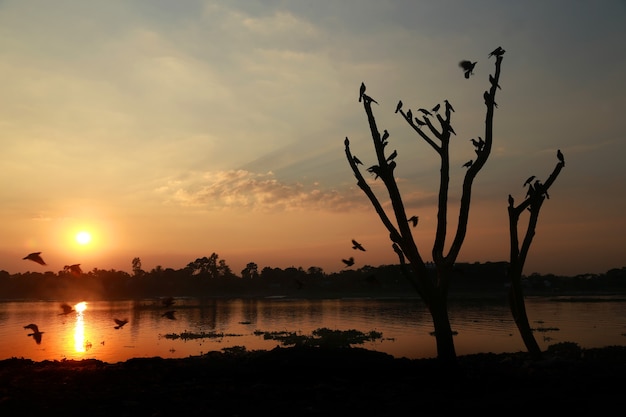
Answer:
[507, 154, 565, 360]
[345, 50, 505, 368]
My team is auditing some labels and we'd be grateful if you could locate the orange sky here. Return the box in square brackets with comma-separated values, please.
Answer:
[1, 1, 625, 277]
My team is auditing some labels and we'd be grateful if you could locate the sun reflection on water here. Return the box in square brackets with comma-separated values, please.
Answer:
[73, 302, 87, 353]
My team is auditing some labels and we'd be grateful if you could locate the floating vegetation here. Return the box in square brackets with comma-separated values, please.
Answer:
[429, 331, 459, 337]
[163, 331, 243, 341]
[533, 327, 560, 332]
[257, 328, 384, 348]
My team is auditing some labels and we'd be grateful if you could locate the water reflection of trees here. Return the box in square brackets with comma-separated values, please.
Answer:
[1, 256, 624, 300]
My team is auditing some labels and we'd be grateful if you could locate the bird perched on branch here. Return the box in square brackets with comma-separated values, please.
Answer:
[395, 100, 403, 113]
[488, 46, 506, 58]
[462, 160, 473, 168]
[459, 60, 477, 78]
[408, 215, 419, 227]
[24, 323, 44, 344]
[523, 176, 536, 187]
[557, 149, 565, 166]
[342, 257, 355, 267]
[23, 252, 46, 266]
[352, 239, 366, 251]
[417, 108, 431, 116]
[444, 99, 454, 113]
[114, 318, 128, 329]
[431, 103, 441, 114]
[359, 82, 366, 102]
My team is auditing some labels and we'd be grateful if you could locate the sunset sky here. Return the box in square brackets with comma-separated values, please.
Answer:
[1, 1, 625, 277]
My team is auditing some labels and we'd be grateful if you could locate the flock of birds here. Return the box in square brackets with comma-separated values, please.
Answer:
[22, 297, 178, 346]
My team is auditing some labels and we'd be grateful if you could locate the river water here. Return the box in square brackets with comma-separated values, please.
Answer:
[2, 295, 625, 363]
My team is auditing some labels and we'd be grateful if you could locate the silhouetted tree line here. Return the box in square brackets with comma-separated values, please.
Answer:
[1, 253, 624, 300]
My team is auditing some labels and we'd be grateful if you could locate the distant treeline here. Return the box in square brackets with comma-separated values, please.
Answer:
[2, 254, 625, 300]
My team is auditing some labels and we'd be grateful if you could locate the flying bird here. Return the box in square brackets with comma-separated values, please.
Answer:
[462, 160, 473, 168]
[395, 100, 403, 113]
[59, 303, 75, 315]
[488, 46, 506, 58]
[523, 176, 536, 187]
[351, 239, 366, 251]
[408, 215, 419, 227]
[359, 82, 366, 102]
[162, 310, 177, 320]
[24, 323, 44, 344]
[459, 60, 477, 78]
[557, 149, 565, 166]
[114, 318, 129, 329]
[342, 257, 355, 267]
[23, 252, 46, 266]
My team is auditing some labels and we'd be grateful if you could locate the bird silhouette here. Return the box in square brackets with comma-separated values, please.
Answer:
[359, 82, 366, 102]
[353, 156, 363, 165]
[444, 99, 454, 112]
[59, 303, 75, 315]
[23, 252, 46, 266]
[362, 94, 378, 105]
[64, 264, 82, 277]
[351, 239, 366, 251]
[161, 296, 176, 307]
[406, 109, 413, 121]
[508, 194, 514, 206]
[484, 91, 498, 108]
[431, 103, 441, 114]
[386, 149, 397, 162]
[395, 100, 403, 113]
[459, 60, 477, 78]
[488, 46, 506, 58]
[24, 323, 44, 344]
[367, 165, 381, 179]
[408, 215, 419, 227]
[342, 257, 355, 267]
[417, 108, 431, 116]
[381, 129, 389, 142]
[523, 176, 536, 187]
[162, 310, 177, 320]
[114, 318, 128, 329]
[557, 149, 565, 166]
[489, 74, 501, 89]
[462, 160, 473, 168]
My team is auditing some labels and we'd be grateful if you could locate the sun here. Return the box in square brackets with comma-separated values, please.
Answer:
[75, 231, 92, 245]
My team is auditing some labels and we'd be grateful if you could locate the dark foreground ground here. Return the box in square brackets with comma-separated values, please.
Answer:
[2, 345, 625, 417]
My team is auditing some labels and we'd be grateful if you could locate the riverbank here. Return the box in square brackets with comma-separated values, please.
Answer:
[2, 344, 625, 416]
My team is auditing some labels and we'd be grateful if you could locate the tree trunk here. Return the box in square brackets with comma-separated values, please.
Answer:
[508, 274, 542, 360]
[429, 294, 458, 370]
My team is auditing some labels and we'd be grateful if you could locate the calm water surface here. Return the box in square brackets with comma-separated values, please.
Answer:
[1, 295, 625, 363]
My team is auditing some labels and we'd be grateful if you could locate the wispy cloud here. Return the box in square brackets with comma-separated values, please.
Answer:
[156, 170, 367, 212]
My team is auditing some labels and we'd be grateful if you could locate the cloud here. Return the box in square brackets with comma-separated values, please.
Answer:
[156, 170, 367, 212]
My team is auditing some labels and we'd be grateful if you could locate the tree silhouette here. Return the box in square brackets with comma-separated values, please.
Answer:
[345, 48, 505, 368]
[507, 154, 565, 359]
